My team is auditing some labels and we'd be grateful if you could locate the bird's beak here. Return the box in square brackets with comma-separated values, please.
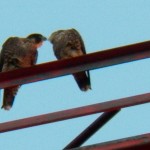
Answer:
[42, 36, 47, 41]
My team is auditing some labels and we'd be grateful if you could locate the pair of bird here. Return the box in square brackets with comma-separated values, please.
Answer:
[0, 29, 91, 110]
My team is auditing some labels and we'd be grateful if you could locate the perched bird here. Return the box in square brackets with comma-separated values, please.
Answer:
[49, 28, 91, 91]
[0, 33, 47, 110]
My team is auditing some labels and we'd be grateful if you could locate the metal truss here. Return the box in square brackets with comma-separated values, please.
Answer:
[0, 41, 150, 149]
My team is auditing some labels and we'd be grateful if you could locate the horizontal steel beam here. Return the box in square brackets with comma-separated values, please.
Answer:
[64, 110, 121, 149]
[0, 41, 150, 88]
[69, 133, 150, 150]
[0, 92, 150, 133]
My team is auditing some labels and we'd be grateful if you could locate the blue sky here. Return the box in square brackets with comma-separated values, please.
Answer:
[0, 0, 150, 150]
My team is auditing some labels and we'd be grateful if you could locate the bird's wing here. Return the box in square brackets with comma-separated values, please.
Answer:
[0, 37, 15, 71]
[1, 37, 38, 110]
[70, 29, 91, 85]
[0, 38, 15, 71]
[1, 37, 38, 70]
[50, 29, 91, 91]
[70, 28, 86, 55]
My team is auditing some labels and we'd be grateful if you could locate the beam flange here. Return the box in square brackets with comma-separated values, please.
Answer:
[69, 133, 150, 150]
[0, 41, 150, 88]
[0, 92, 149, 133]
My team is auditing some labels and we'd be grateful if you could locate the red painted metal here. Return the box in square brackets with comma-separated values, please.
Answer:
[0, 41, 150, 88]
[0, 92, 149, 133]
[69, 133, 150, 150]
[1, 41, 150, 150]
[63, 110, 121, 149]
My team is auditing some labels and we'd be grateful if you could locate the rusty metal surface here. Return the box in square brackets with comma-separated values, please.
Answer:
[69, 133, 150, 150]
[64, 110, 121, 149]
[0, 41, 150, 88]
[0, 92, 149, 133]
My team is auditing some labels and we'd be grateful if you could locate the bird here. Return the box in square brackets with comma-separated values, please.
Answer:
[49, 28, 91, 91]
[0, 33, 47, 110]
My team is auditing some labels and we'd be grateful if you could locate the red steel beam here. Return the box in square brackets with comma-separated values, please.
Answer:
[0, 41, 150, 88]
[63, 110, 121, 149]
[69, 133, 150, 150]
[0, 92, 150, 133]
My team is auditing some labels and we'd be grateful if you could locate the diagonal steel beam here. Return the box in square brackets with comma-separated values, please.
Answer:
[63, 110, 120, 149]
[0, 92, 149, 133]
[0, 41, 150, 88]
[69, 133, 150, 150]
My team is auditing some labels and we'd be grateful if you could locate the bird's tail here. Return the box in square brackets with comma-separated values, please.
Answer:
[73, 71, 91, 92]
[1, 86, 20, 110]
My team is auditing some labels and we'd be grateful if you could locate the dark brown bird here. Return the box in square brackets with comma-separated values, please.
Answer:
[49, 28, 91, 91]
[0, 33, 47, 110]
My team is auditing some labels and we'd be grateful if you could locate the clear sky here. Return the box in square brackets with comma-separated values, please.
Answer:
[0, 0, 150, 150]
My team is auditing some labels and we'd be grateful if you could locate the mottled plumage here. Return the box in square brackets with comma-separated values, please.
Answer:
[0, 33, 46, 110]
[49, 28, 91, 91]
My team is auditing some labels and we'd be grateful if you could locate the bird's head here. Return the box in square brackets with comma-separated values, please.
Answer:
[49, 30, 64, 44]
[27, 33, 47, 48]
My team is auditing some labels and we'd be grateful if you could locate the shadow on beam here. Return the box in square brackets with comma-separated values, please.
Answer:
[0, 92, 149, 133]
[69, 133, 150, 150]
[0, 41, 150, 88]
[64, 110, 120, 149]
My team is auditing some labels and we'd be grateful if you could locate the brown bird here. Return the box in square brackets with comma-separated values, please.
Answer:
[0, 33, 47, 110]
[49, 28, 91, 91]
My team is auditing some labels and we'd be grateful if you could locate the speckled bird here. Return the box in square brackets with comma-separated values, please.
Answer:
[49, 28, 91, 91]
[0, 33, 47, 110]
